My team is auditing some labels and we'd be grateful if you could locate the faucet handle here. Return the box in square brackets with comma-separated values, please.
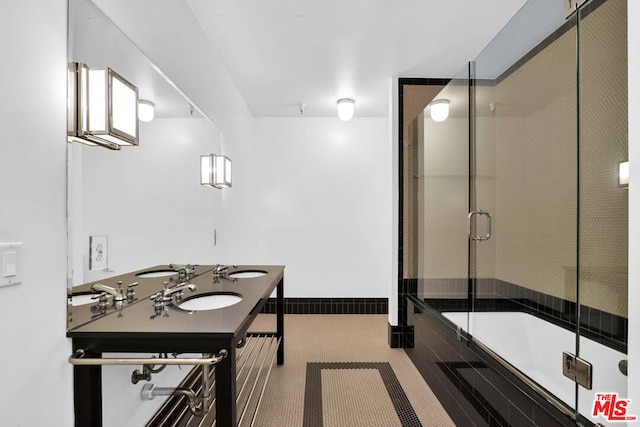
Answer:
[150, 291, 166, 308]
[126, 282, 139, 299]
[97, 292, 110, 309]
[115, 281, 125, 301]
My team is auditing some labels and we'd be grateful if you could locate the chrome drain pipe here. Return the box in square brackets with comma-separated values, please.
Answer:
[141, 383, 204, 416]
[70, 349, 228, 416]
[201, 355, 213, 413]
[140, 359, 215, 416]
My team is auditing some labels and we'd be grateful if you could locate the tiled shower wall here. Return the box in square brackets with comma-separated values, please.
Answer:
[491, 0, 627, 319]
[577, 0, 628, 317]
[408, 0, 627, 323]
[420, 277, 627, 352]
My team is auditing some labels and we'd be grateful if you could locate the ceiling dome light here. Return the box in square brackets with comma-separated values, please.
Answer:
[429, 99, 449, 122]
[138, 100, 155, 122]
[337, 98, 355, 121]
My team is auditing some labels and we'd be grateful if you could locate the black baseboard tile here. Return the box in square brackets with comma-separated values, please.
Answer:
[261, 297, 388, 315]
[414, 277, 627, 353]
[388, 323, 414, 348]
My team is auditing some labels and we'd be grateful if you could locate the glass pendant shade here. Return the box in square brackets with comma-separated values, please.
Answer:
[201, 154, 232, 189]
[429, 99, 449, 122]
[138, 100, 155, 122]
[67, 62, 139, 150]
[337, 98, 355, 121]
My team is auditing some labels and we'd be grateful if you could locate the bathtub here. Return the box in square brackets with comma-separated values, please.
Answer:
[443, 311, 628, 426]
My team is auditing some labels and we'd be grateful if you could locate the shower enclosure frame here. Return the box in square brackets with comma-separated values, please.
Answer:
[398, 0, 628, 425]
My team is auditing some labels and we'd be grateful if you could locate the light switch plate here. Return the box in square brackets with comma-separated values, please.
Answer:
[0, 242, 22, 288]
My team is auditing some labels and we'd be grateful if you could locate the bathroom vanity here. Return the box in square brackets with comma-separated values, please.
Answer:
[67, 264, 284, 427]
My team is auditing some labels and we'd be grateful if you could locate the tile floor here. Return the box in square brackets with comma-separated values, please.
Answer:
[249, 314, 454, 427]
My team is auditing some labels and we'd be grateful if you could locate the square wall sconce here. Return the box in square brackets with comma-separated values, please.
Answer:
[619, 161, 629, 188]
[67, 62, 139, 150]
[201, 154, 232, 189]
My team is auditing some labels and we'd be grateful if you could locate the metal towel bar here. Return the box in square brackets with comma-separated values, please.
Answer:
[69, 349, 228, 366]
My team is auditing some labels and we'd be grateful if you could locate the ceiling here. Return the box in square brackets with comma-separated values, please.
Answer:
[90, 0, 532, 119]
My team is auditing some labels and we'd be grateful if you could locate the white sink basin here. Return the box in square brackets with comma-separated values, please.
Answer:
[228, 270, 267, 279]
[178, 292, 243, 311]
[69, 294, 98, 306]
[136, 270, 177, 278]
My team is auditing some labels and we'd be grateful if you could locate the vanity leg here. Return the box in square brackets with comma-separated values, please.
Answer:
[277, 277, 284, 365]
[73, 352, 102, 427]
[216, 345, 237, 427]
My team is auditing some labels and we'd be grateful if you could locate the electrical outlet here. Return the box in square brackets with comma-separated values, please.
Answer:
[89, 235, 108, 271]
[0, 242, 22, 288]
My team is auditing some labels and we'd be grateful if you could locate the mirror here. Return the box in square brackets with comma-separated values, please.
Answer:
[67, 0, 222, 290]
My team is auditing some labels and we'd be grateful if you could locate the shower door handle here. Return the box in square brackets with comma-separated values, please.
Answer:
[467, 210, 492, 241]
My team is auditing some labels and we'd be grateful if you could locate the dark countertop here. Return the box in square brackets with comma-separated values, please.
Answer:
[67, 265, 285, 352]
[66, 264, 218, 330]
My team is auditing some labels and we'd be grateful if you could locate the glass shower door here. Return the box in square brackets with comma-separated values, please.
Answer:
[410, 72, 470, 326]
[576, 1, 629, 424]
[470, 0, 580, 418]
[406, 1, 629, 423]
[469, 0, 630, 423]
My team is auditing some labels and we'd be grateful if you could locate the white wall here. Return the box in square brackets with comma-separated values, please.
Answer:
[226, 117, 391, 298]
[389, 78, 399, 326]
[75, 118, 222, 284]
[627, 0, 639, 411]
[90, 0, 257, 270]
[72, 3, 256, 424]
[0, 0, 72, 426]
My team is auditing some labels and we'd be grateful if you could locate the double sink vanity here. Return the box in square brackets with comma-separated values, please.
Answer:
[67, 264, 285, 427]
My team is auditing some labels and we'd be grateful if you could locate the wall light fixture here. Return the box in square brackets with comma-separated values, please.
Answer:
[429, 99, 449, 122]
[201, 154, 232, 189]
[138, 100, 155, 122]
[67, 62, 139, 150]
[619, 161, 629, 188]
[337, 98, 355, 121]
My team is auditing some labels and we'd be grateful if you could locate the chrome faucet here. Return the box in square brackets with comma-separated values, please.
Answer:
[169, 263, 196, 281]
[162, 282, 196, 300]
[92, 282, 125, 301]
[212, 264, 237, 283]
[214, 265, 228, 275]
[150, 282, 197, 315]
